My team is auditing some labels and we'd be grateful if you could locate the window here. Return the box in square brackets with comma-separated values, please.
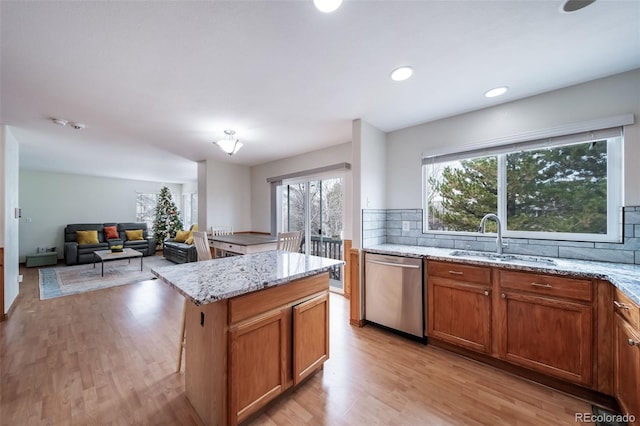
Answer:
[423, 127, 623, 242]
[182, 193, 198, 230]
[136, 192, 158, 232]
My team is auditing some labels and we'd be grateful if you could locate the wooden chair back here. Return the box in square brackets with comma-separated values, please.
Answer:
[277, 231, 303, 252]
[192, 231, 212, 261]
[210, 226, 233, 236]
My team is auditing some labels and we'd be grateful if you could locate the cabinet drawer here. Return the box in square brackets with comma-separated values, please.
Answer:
[427, 260, 491, 285]
[614, 287, 640, 330]
[229, 273, 328, 324]
[499, 270, 592, 302]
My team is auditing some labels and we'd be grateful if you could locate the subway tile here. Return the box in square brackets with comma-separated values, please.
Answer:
[624, 225, 635, 238]
[559, 246, 634, 264]
[596, 238, 640, 251]
[387, 220, 402, 229]
[506, 244, 559, 258]
[528, 239, 594, 248]
[401, 212, 422, 221]
[419, 238, 455, 249]
[386, 212, 402, 221]
[434, 234, 477, 241]
[625, 211, 640, 225]
[387, 235, 418, 245]
[387, 228, 402, 236]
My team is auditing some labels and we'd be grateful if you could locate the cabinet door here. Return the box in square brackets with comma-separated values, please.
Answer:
[614, 314, 640, 423]
[228, 309, 287, 425]
[428, 277, 492, 354]
[293, 292, 329, 385]
[498, 291, 593, 386]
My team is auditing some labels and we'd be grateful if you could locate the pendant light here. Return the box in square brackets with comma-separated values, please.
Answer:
[215, 130, 243, 155]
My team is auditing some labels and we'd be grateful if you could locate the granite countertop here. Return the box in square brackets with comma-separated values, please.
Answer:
[364, 244, 640, 305]
[151, 250, 344, 305]
[209, 234, 277, 246]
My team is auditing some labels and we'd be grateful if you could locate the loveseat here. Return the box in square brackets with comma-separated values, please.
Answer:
[63, 222, 157, 265]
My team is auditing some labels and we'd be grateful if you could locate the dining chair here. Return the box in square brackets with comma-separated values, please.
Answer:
[277, 231, 303, 253]
[210, 225, 233, 257]
[177, 231, 211, 372]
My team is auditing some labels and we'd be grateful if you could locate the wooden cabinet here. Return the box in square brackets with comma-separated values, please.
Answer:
[293, 293, 330, 385]
[186, 272, 330, 426]
[229, 309, 288, 424]
[428, 261, 596, 388]
[613, 288, 640, 423]
[496, 270, 594, 386]
[427, 261, 492, 354]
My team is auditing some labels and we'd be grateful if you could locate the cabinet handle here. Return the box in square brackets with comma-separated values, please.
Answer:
[448, 270, 464, 275]
[614, 301, 630, 310]
[530, 282, 552, 288]
[501, 293, 506, 299]
[483, 290, 490, 296]
[628, 339, 640, 347]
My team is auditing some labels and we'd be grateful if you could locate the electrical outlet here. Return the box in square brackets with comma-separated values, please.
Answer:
[18, 275, 23, 283]
[402, 221, 411, 232]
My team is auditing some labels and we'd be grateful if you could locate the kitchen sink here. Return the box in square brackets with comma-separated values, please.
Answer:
[449, 250, 557, 266]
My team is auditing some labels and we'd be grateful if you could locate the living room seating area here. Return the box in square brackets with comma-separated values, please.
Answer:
[63, 222, 157, 265]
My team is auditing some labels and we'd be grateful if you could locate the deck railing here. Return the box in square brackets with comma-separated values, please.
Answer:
[304, 235, 343, 281]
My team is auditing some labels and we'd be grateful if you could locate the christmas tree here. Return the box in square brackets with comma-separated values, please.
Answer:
[153, 186, 183, 247]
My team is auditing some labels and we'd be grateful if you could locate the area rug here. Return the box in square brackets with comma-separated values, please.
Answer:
[38, 256, 174, 300]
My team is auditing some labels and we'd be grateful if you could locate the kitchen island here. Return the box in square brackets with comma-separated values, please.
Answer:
[151, 250, 343, 426]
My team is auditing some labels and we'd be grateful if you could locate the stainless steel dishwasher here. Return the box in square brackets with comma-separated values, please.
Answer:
[364, 253, 424, 339]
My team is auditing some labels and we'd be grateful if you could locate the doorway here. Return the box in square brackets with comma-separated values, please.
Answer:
[280, 177, 344, 292]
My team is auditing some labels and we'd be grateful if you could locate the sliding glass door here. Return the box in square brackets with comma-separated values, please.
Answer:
[280, 177, 344, 292]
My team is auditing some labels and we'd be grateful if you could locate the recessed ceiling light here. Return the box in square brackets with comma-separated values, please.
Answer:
[484, 86, 509, 98]
[561, 0, 597, 13]
[313, 0, 343, 13]
[52, 118, 68, 126]
[390, 66, 414, 82]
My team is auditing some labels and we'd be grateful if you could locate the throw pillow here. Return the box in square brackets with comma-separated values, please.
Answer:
[184, 236, 194, 245]
[76, 230, 99, 245]
[125, 229, 144, 241]
[104, 226, 118, 240]
[191, 224, 198, 231]
[174, 230, 191, 243]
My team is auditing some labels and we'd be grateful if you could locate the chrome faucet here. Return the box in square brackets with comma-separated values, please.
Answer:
[478, 213, 506, 255]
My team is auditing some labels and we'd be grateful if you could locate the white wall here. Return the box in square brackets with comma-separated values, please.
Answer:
[386, 69, 640, 208]
[2, 126, 20, 314]
[250, 142, 352, 235]
[360, 121, 387, 210]
[18, 170, 183, 262]
[205, 159, 251, 233]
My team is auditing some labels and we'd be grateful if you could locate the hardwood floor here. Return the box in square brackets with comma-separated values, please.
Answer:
[1, 259, 591, 425]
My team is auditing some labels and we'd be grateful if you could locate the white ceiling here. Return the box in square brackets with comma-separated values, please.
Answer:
[2, 0, 639, 184]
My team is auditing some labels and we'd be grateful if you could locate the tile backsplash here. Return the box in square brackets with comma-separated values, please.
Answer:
[362, 206, 640, 265]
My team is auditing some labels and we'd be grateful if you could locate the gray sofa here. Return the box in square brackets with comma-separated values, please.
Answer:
[64, 222, 157, 265]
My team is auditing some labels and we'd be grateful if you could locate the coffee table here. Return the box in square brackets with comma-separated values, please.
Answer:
[93, 248, 143, 277]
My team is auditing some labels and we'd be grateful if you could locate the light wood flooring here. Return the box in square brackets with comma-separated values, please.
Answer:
[1, 258, 592, 425]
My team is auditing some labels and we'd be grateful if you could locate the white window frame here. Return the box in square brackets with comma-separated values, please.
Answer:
[422, 125, 625, 243]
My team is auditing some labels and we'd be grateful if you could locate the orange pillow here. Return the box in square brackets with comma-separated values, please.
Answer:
[104, 226, 118, 240]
